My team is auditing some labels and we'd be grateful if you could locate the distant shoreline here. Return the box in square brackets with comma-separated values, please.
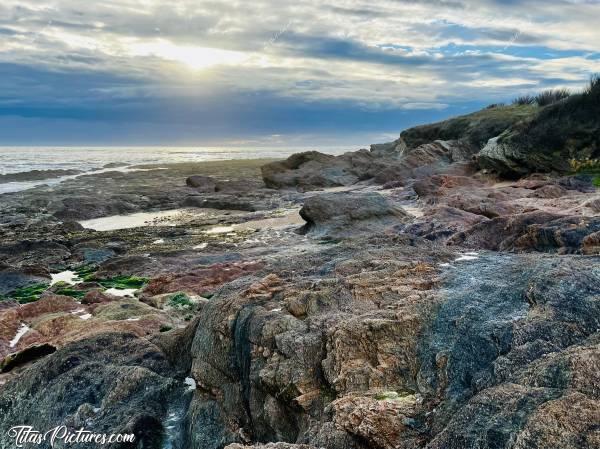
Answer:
[0, 157, 280, 195]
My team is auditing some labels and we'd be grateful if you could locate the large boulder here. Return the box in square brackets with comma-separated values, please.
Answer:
[299, 192, 409, 238]
[262, 141, 478, 191]
[0, 332, 185, 448]
[477, 136, 570, 178]
[261, 151, 372, 190]
[186, 175, 218, 192]
[449, 211, 600, 253]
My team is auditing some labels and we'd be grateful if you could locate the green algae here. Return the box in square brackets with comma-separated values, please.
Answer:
[96, 276, 148, 290]
[74, 265, 98, 281]
[53, 285, 86, 300]
[74, 265, 148, 290]
[0, 266, 148, 305]
[3, 283, 49, 304]
[168, 292, 194, 309]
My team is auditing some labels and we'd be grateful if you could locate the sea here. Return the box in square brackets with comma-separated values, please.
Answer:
[0, 146, 349, 194]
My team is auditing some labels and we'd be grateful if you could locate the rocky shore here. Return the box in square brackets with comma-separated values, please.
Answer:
[0, 95, 599, 449]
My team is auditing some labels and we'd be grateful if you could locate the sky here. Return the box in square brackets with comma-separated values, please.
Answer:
[1, 0, 599, 147]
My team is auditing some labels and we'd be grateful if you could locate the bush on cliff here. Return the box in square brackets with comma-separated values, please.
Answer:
[479, 74, 600, 177]
[399, 104, 537, 150]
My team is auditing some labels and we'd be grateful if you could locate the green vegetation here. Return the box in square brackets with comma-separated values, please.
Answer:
[400, 103, 538, 150]
[75, 265, 148, 291]
[159, 325, 172, 332]
[570, 158, 600, 174]
[74, 265, 98, 281]
[568, 158, 600, 188]
[168, 292, 194, 309]
[0, 266, 148, 304]
[535, 88, 570, 106]
[585, 73, 600, 97]
[499, 74, 600, 170]
[96, 275, 148, 290]
[512, 94, 535, 105]
[3, 283, 49, 304]
[512, 89, 571, 107]
[52, 284, 86, 300]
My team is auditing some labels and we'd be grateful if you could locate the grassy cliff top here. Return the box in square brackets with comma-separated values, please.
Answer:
[400, 104, 538, 150]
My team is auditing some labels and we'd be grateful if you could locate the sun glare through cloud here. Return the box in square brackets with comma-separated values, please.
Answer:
[128, 40, 248, 70]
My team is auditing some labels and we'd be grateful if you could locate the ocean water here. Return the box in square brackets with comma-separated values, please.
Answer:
[0, 146, 349, 194]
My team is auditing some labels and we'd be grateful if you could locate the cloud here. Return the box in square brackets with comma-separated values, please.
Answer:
[0, 0, 599, 144]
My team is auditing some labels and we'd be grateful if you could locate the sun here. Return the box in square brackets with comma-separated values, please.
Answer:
[129, 39, 247, 70]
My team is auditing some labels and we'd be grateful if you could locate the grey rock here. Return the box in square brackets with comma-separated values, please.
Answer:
[299, 192, 409, 238]
[0, 332, 182, 449]
[478, 135, 573, 178]
[186, 175, 218, 192]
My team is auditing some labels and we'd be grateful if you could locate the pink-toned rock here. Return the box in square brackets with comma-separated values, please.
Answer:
[81, 289, 118, 304]
[413, 174, 484, 199]
[332, 394, 424, 449]
[143, 261, 264, 296]
[528, 184, 567, 198]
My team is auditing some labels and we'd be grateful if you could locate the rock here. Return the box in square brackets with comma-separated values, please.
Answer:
[413, 175, 484, 199]
[331, 394, 424, 449]
[372, 141, 477, 185]
[182, 195, 258, 211]
[3, 115, 600, 449]
[0, 265, 50, 295]
[299, 192, 409, 238]
[226, 444, 318, 449]
[1, 343, 57, 373]
[529, 184, 567, 199]
[142, 261, 264, 297]
[52, 195, 138, 220]
[450, 212, 600, 252]
[556, 175, 596, 193]
[478, 136, 533, 178]
[81, 289, 118, 304]
[370, 140, 402, 157]
[445, 194, 518, 219]
[0, 240, 71, 268]
[582, 231, 600, 254]
[0, 295, 82, 357]
[585, 198, 600, 213]
[382, 180, 404, 189]
[403, 206, 488, 241]
[399, 104, 537, 151]
[71, 244, 116, 264]
[0, 332, 181, 449]
[261, 151, 366, 190]
[0, 169, 82, 182]
[96, 255, 154, 277]
[261, 141, 478, 191]
[186, 175, 218, 192]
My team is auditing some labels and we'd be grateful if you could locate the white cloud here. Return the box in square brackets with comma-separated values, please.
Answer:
[1, 0, 599, 111]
